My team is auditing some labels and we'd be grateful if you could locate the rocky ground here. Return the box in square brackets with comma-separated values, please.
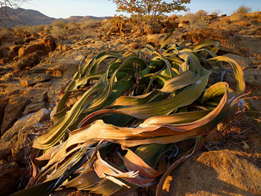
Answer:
[0, 12, 261, 196]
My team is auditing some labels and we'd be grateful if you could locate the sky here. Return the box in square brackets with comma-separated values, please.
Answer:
[20, 0, 261, 19]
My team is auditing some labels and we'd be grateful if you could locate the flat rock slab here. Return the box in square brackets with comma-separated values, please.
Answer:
[19, 73, 51, 87]
[163, 150, 261, 196]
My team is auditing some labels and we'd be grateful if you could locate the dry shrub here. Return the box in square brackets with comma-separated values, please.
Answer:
[52, 20, 67, 28]
[195, 9, 208, 18]
[50, 26, 68, 38]
[234, 5, 252, 14]
[0, 28, 12, 36]
[43, 24, 52, 32]
[66, 21, 78, 31]
[12, 26, 23, 33]
[167, 14, 178, 22]
[210, 9, 221, 16]
[101, 20, 112, 31]
[80, 19, 100, 29]
[179, 10, 209, 30]
[25, 25, 38, 34]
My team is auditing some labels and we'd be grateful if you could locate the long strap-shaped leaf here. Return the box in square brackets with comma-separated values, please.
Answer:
[207, 56, 245, 93]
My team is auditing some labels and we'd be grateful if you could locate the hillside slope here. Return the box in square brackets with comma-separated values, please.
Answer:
[0, 6, 107, 27]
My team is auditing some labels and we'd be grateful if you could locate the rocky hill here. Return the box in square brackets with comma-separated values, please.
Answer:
[0, 6, 107, 27]
[0, 11, 261, 196]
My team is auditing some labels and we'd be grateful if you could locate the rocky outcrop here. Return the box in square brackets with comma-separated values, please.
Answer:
[19, 73, 51, 87]
[14, 52, 39, 70]
[0, 109, 50, 195]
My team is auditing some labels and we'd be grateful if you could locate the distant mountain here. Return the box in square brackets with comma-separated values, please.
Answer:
[0, 7, 107, 28]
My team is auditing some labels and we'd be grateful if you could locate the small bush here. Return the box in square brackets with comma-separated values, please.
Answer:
[80, 19, 100, 29]
[50, 26, 68, 38]
[101, 21, 112, 31]
[44, 24, 52, 32]
[36, 25, 45, 31]
[234, 5, 252, 14]
[66, 21, 78, 31]
[0, 28, 12, 36]
[52, 19, 68, 28]
[211, 9, 221, 16]
[12, 26, 23, 33]
[195, 9, 208, 17]
[179, 10, 209, 30]
[25, 25, 39, 34]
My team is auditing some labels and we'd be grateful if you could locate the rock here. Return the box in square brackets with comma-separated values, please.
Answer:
[244, 69, 261, 86]
[223, 53, 252, 69]
[18, 44, 42, 57]
[38, 35, 55, 53]
[107, 26, 120, 36]
[0, 160, 23, 196]
[129, 42, 140, 49]
[147, 34, 167, 45]
[205, 15, 217, 20]
[144, 24, 162, 34]
[9, 44, 22, 52]
[178, 20, 189, 28]
[31, 50, 82, 78]
[14, 52, 39, 70]
[0, 108, 50, 161]
[19, 73, 51, 87]
[0, 102, 7, 129]
[163, 150, 261, 195]
[8, 49, 17, 59]
[180, 28, 261, 58]
[1, 96, 27, 136]
[21, 88, 48, 104]
[1, 48, 9, 58]
[0, 57, 9, 64]
[23, 102, 45, 115]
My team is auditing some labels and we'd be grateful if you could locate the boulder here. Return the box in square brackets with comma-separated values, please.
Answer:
[0, 160, 23, 196]
[19, 73, 51, 87]
[9, 45, 22, 52]
[178, 20, 189, 28]
[163, 150, 261, 195]
[8, 49, 17, 60]
[18, 44, 42, 57]
[1, 96, 27, 136]
[38, 35, 55, 53]
[23, 102, 46, 115]
[21, 88, 48, 104]
[14, 52, 39, 70]
[0, 102, 7, 129]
